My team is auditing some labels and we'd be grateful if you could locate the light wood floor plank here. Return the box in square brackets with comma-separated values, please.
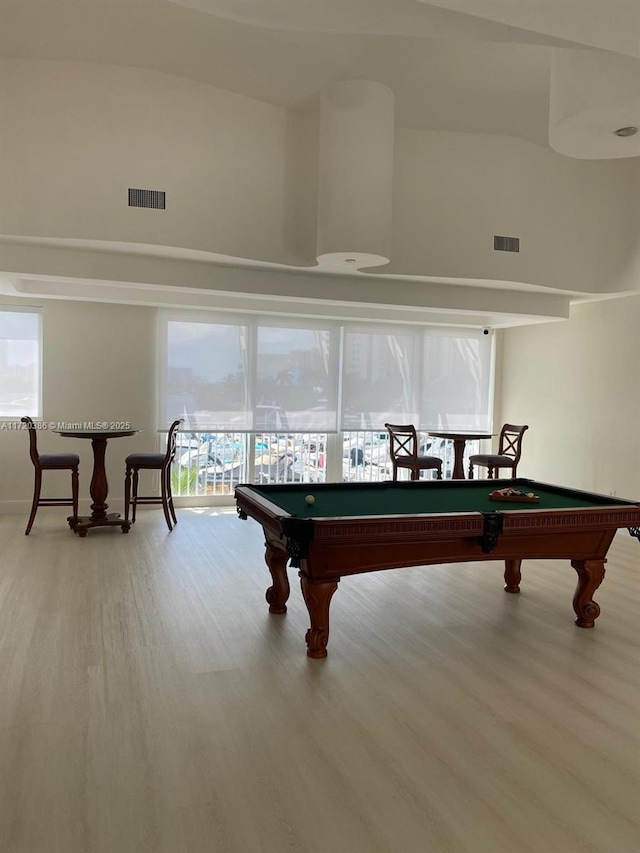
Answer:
[0, 508, 638, 852]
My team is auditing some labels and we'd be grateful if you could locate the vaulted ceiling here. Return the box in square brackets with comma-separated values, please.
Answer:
[2, 0, 640, 327]
[3, 0, 638, 142]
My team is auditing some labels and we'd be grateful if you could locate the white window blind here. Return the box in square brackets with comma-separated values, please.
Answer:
[161, 312, 492, 434]
[341, 325, 420, 429]
[0, 308, 41, 418]
[255, 324, 337, 432]
[419, 329, 492, 431]
[162, 314, 338, 432]
[164, 318, 251, 430]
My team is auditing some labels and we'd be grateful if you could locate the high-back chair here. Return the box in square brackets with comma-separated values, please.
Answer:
[385, 423, 443, 481]
[468, 423, 529, 479]
[124, 419, 183, 531]
[21, 416, 79, 535]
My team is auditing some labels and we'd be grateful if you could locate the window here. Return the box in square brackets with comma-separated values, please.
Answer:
[340, 324, 491, 432]
[160, 311, 494, 494]
[160, 312, 492, 433]
[160, 313, 339, 432]
[0, 308, 42, 418]
[341, 325, 419, 429]
[419, 329, 492, 431]
[164, 318, 251, 430]
[255, 325, 337, 432]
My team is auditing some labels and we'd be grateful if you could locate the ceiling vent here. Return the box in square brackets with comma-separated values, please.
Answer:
[128, 188, 166, 210]
[494, 235, 520, 253]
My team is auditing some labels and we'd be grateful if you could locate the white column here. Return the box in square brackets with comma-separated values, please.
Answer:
[316, 80, 395, 269]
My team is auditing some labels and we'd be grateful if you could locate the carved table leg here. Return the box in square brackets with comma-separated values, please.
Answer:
[264, 540, 290, 614]
[89, 437, 110, 520]
[504, 559, 522, 593]
[571, 559, 606, 628]
[450, 439, 466, 480]
[300, 576, 339, 659]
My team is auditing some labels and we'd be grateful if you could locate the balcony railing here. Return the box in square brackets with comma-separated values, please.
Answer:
[171, 431, 480, 497]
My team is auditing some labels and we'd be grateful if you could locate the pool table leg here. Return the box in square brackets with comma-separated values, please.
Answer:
[571, 558, 606, 628]
[504, 559, 522, 593]
[300, 576, 339, 659]
[264, 539, 290, 614]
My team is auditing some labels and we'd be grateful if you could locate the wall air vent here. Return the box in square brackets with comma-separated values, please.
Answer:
[128, 188, 166, 210]
[494, 235, 520, 253]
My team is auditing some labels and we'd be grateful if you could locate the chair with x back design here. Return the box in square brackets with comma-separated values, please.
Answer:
[468, 423, 529, 479]
[385, 423, 443, 481]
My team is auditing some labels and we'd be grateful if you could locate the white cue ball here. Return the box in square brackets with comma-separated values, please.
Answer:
[305, 495, 315, 505]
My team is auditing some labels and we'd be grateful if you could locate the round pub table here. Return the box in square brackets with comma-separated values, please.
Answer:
[55, 428, 139, 536]
[428, 430, 494, 479]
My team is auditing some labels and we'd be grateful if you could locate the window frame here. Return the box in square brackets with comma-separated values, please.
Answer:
[0, 306, 43, 420]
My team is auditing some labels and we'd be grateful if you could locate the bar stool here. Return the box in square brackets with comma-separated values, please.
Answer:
[21, 416, 79, 534]
[124, 419, 183, 531]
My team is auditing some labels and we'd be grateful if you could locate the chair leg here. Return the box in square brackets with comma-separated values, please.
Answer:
[131, 470, 139, 524]
[166, 466, 177, 525]
[436, 466, 442, 480]
[25, 468, 42, 535]
[124, 466, 132, 522]
[468, 463, 474, 479]
[488, 467, 495, 479]
[160, 467, 173, 531]
[71, 466, 79, 521]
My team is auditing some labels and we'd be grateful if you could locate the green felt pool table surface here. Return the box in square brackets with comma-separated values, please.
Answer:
[235, 478, 640, 658]
[242, 478, 629, 518]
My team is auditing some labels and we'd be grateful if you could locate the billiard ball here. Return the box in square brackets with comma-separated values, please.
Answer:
[305, 495, 315, 505]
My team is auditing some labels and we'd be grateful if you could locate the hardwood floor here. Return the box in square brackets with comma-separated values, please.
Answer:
[0, 507, 638, 853]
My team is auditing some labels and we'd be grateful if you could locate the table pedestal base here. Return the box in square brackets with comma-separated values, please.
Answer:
[68, 514, 131, 537]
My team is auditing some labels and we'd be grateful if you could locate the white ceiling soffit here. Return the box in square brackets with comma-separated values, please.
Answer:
[168, 0, 640, 55]
[2, 275, 569, 331]
[4, 0, 635, 151]
[421, 0, 640, 57]
[0, 237, 573, 328]
[549, 48, 640, 159]
[165, 0, 640, 161]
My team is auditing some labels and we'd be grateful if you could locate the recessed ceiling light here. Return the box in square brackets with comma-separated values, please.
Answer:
[345, 258, 357, 263]
[613, 126, 638, 137]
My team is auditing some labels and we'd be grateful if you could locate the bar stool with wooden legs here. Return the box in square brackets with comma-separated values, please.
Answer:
[124, 419, 183, 531]
[21, 416, 79, 534]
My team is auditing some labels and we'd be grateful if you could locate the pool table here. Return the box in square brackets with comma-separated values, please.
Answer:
[235, 478, 640, 658]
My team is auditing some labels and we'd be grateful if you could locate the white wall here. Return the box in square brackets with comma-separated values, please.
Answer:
[4, 55, 640, 513]
[3, 292, 639, 517]
[0, 300, 157, 515]
[3, 57, 640, 297]
[1, 58, 289, 263]
[392, 130, 640, 293]
[499, 295, 640, 499]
